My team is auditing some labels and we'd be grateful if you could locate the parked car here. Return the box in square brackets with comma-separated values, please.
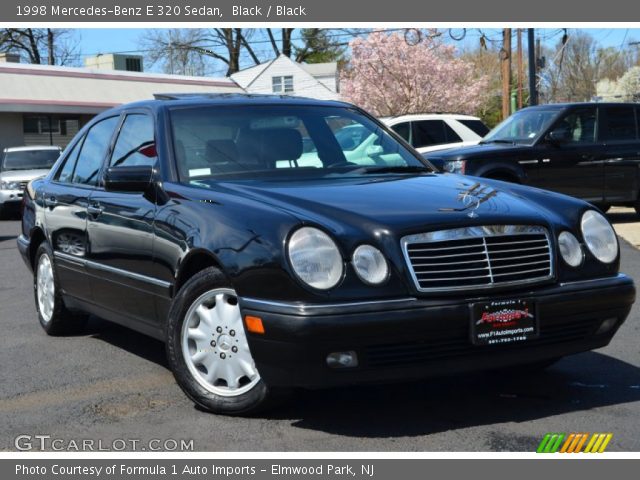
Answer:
[0, 146, 61, 218]
[18, 95, 634, 415]
[381, 113, 489, 153]
[427, 103, 640, 214]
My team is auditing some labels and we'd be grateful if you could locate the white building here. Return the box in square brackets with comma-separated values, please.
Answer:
[0, 53, 341, 152]
[0, 58, 241, 151]
[231, 54, 340, 100]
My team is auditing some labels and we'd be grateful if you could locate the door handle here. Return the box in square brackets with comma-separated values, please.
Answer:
[44, 196, 57, 208]
[87, 204, 104, 217]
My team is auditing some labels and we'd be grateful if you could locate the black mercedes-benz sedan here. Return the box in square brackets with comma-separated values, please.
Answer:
[17, 94, 635, 415]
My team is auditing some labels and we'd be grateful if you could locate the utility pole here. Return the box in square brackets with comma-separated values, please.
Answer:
[517, 29, 523, 109]
[630, 41, 640, 66]
[47, 28, 54, 65]
[168, 30, 174, 74]
[527, 28, 538, 106]
[501, 28, 512, 120]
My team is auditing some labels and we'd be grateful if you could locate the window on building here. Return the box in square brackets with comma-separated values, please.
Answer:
[23, 116, 64, 135]
[272, 76, 294, 94]
[125, 57, 142, 72]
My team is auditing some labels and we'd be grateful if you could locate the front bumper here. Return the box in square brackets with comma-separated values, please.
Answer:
[240, 275, 635, 388]
[17, 234, 31, 270]
[0, 189, 23, 209]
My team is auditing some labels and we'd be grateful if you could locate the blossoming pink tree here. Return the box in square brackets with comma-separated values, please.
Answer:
[341, 31, 488, 117]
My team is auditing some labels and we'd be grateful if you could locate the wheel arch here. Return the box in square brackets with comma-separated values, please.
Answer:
[174, 249, 227, 295]
[28, 227, 47, 270]
[481, 167, 523, 184]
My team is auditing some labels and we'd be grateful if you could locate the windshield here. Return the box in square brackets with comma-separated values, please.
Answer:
[1, 149, 60, 171]
[482, 108, 560, 145]
[170, 105, 430, 182]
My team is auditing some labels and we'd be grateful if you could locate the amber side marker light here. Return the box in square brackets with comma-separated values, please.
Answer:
[245, 315, 265, 334]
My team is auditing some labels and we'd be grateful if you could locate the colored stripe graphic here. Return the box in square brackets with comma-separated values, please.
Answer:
[537, 433, 565, 453]
[573, 433, 590, 453]
[537, 433, 613, 453]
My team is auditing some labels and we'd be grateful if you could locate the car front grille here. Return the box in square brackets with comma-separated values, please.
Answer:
[401, 225, 554, 292]
[18, 181, 28, 191]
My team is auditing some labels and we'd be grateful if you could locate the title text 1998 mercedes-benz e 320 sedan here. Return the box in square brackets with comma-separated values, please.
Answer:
[18, 94, 635, 415]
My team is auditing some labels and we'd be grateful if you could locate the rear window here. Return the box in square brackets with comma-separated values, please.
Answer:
[1, 149, 59, 171]
[458, 119, 490, 137]
[412, 120, 462, 148]
[600, 106, 638, 142]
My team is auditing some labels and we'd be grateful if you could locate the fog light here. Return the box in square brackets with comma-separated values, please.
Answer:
[596, 317, 618, 334]
[326, 351, 358, 368]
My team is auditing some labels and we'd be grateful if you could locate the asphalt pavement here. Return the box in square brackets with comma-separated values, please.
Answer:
[1, 214, 639, 452]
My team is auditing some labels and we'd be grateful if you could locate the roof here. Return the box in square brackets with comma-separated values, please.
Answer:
[123, 93, 349, 111]
[230, 55, 338, 93]
[525, 102, 640, 110]
[380, 113, 482, 123]
[4, 145, 61, 152]
[0, 62, 241, 114]
[299, 62, 338, 77]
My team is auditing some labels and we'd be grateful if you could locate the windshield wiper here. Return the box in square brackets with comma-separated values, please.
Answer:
[479, 139, 516, 145]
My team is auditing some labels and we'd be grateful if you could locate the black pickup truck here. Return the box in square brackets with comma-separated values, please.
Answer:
[427, 103, 640, 214]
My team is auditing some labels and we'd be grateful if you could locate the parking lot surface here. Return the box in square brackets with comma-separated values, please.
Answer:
[1, 212, 639, 452]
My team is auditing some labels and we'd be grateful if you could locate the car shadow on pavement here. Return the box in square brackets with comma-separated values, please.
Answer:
[261, 352, 640, 440]
[0, 235, 17, 242]
[82, 316, 640, 441]
[83, 316, 168, 368]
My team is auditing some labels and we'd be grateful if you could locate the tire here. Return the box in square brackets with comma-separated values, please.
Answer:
[33, 242, 87, 336]
[166, 267, 279, 415]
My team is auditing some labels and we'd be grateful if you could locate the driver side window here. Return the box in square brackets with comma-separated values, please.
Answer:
[554, 108, 597, 145]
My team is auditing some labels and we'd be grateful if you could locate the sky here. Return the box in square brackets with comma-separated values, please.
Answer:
[74, 28, 640, 74]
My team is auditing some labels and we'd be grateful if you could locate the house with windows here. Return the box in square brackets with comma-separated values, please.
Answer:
[230, 54, 340, 101]
[0, 55, 241, 152]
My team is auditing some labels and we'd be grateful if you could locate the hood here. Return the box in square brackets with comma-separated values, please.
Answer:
[417, 140, 479, 154]
[424, 142, 534, 171]
[215, 173, 556, 238]
[0, 169, 50, 182]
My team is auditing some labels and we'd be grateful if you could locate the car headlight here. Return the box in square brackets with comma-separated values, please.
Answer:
[288, 227, 343, 290]
[580, 210, 618, 264]
[352, 244, 389, 285]
[558, 231, 583, 267]
[0, 180, 20, 190]
[443, 160, 466, 174]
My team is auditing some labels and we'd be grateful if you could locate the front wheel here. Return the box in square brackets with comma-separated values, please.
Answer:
[166, 267, 276, 415]
[34, 242, 87, 335]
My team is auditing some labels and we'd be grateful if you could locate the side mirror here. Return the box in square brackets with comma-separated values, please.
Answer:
[547, 129, 571, 144]
[104, 166, 154, 193]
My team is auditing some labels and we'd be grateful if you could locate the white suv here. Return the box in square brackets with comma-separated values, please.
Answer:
[0, 146, 61, 218]
[380, 113, 489, 154]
